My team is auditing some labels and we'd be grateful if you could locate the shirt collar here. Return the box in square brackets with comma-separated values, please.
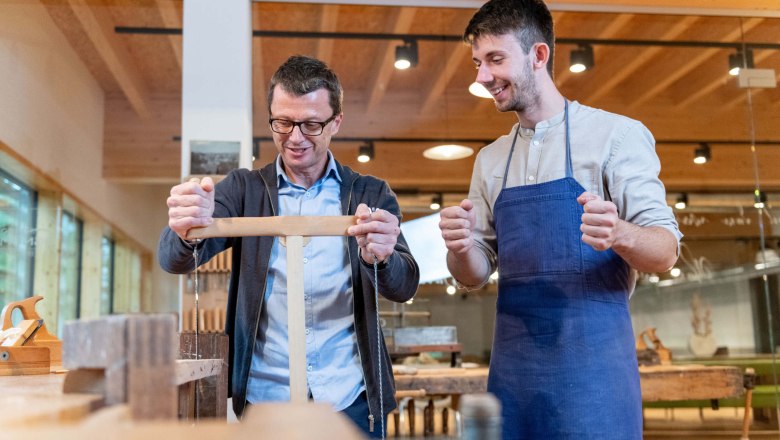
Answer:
[275, 151, 342, 187]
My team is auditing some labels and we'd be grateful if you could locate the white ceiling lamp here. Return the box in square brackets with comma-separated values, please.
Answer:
[468, 82, 493, 99]
[423, 144, 474, 160]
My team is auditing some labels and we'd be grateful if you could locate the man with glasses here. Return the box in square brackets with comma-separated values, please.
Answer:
[159, 55, 419, 438]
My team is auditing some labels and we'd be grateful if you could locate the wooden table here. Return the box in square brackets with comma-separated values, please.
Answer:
[394, 364, 745, 402]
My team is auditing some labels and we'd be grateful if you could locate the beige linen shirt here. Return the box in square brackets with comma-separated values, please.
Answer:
[468, 100, 682, 288]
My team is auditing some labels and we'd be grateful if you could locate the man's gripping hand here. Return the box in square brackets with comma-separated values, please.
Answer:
[167, 177, 215, 242]
[438, 199, 477, 255]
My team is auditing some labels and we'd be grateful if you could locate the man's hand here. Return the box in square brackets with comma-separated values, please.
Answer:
[348, 203, 399, 264]
[439, 199, 477, 255]
[167, 177, 215, 241]
[577, 192, 619, 251]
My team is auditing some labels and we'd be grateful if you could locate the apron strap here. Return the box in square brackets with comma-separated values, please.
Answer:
[501, 126, 520, 190]
[564, 100, 573, 179]
[501, 99, 572, 190]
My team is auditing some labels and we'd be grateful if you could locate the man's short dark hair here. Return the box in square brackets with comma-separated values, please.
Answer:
[268, 55, 343, 116]
[464, 0, 555, 77]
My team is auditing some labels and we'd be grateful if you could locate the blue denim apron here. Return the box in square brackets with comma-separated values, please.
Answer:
[488, 101, 642, 439]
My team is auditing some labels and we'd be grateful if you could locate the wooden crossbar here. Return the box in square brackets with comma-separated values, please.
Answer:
[185, 216, 356, 240]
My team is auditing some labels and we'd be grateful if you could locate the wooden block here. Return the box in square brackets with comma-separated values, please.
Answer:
[179, 333, 228, 419]
[126, 315, 177, 420]
[0, 346, 50, 376]
[286, 235, 307, 403]
[62, 316, 128, 405]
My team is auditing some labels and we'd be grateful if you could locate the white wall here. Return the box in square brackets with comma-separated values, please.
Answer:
[0, 2, 177, 312]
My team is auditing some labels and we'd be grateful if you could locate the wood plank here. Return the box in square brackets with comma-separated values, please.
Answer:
[173, 359, 223, 385]
[393, 365, 745, 402]
[186, 215, 356, 240]
[286, 235, 307, 403]
[640, 364, 744, 402]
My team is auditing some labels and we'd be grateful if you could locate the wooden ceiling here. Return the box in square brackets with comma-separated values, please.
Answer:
[37, 0, 780, 214]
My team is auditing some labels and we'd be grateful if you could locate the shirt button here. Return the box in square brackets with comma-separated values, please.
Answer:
[303, 257, 309, 263]
[533, 140, 539, 146]
[528, 175, 535, 181]
[304, 295, 310, 300]
[305, 328, 310, 335]
[307, 365, 313, 372]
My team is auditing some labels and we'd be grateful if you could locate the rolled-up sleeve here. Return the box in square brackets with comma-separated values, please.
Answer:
[606, 121, 683, 244]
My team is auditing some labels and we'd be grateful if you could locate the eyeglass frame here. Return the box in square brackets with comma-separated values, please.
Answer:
[268, 114, 338, 136]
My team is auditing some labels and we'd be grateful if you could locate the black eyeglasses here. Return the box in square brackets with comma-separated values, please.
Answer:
[269, 115, 337, 136]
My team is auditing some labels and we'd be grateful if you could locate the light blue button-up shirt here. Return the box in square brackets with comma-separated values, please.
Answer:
[246, 153, 364, 411]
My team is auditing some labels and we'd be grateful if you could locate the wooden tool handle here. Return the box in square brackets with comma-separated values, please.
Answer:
[186, 216, 357, 239]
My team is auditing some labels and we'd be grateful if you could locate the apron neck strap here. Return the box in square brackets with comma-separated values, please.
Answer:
[501, 99, 572, 190]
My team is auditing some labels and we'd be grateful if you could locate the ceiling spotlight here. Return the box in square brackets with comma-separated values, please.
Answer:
[468, 82, 493, 99]
[647, 274, 660, 284]
[670, 267, 682, 278]
[423, 144, 474, 161]
[446, 285, 456, 295]
[693, 143, 711, 165]
[430, 193, 443, 211]
[728, 49, 754, 76]
[394, 40, 418, 70]
[357, 142, 374, 163]
[754, 190, 767, 209]
[569, 45, 594, 73]
[674, 193, 688, 210]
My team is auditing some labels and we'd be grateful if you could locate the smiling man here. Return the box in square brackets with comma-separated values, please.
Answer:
[438, 1, 681, 439]
[158, 55, 419, 438]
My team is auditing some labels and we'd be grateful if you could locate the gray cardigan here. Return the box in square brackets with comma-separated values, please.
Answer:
[158, 160, 420, 419]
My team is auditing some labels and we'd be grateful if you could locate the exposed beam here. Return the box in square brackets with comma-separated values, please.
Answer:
[364, 7, 416, 114]
[67, 0, 152, 119]
[630, 17, 764, 109]
[420, 45, 470, 116]
[315, 5, 340, 64]
[155, 0, 183, 70]
[255, 0, 780, 18]
[556, 13, 632, 88]
[583, 15, 700, 104]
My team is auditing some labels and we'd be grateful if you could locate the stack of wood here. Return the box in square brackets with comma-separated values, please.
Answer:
[182, 307, 226, 333]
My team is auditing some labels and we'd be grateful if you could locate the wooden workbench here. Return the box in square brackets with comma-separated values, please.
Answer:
[393, 364, 745, 402]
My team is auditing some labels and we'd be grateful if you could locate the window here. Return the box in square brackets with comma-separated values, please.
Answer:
[58, 211, 82, 336]
[100, 236, 114, 315]
[0, 169, 36, 307]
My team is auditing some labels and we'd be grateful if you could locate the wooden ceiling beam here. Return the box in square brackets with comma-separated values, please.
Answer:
[420, 45, 470, 116]
[555, 13, 633, 89]
[260, 0, 780, 18]
[315, 5, 340, 65]
[364, 7, 417, 114]
[630, 17, 764, 108]
[582, 15, 700, 104]
[155, 0, 182, 70]
[66, 0, 152, 119]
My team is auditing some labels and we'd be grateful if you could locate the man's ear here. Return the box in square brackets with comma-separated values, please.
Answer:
[532, 43, 550, 70]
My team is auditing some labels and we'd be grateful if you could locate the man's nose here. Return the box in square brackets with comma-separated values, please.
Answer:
[288, 124, 306, 142]
[476, 63, 493, 85]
